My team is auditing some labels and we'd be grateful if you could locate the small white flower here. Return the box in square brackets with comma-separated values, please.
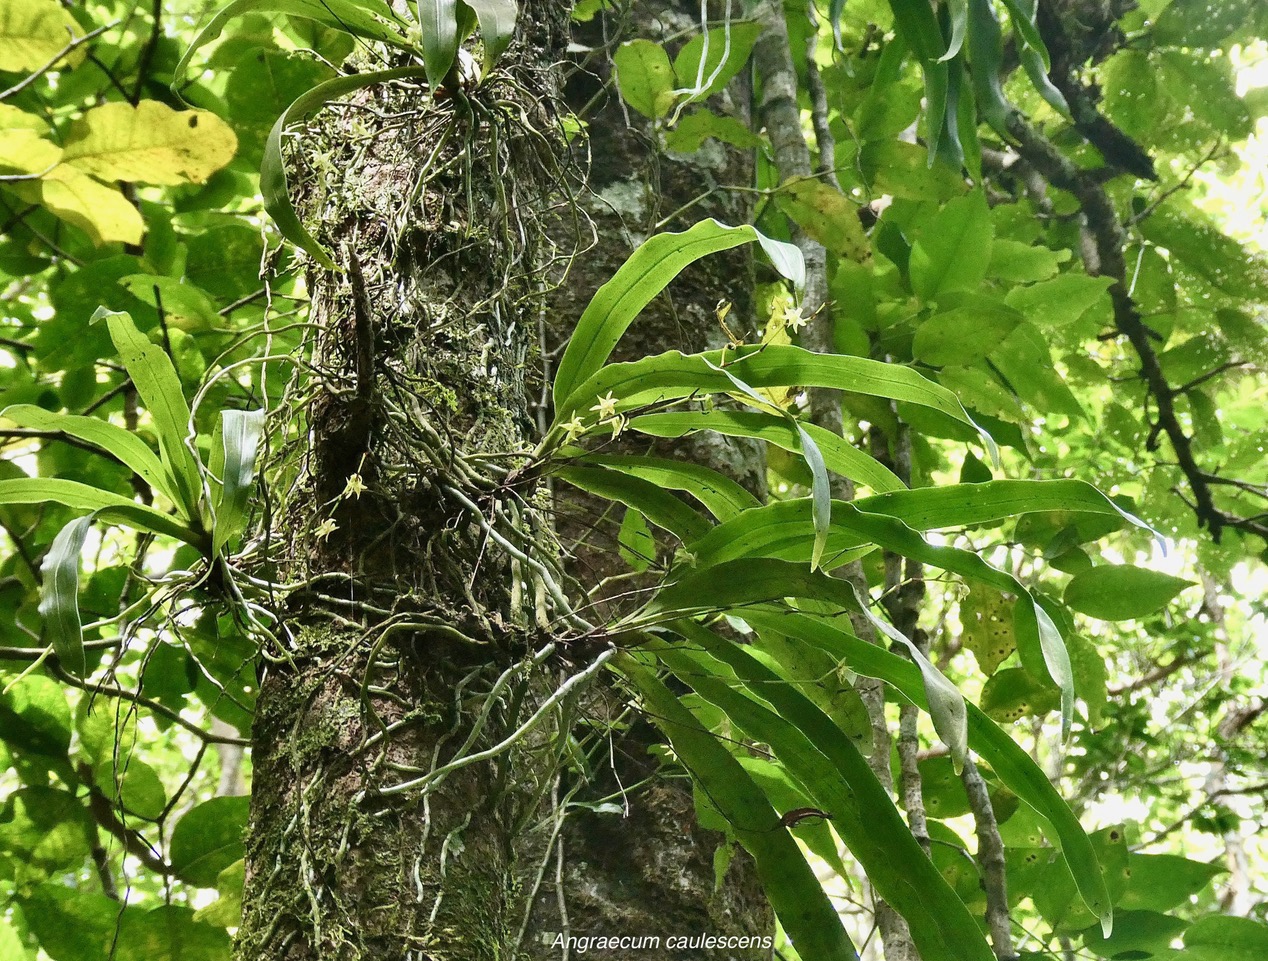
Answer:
[561, 414, 587, 442]
[342, 473, 366, 498]
[783, 304, 808, 332]
[314, 519, 338, 541]
[589, 391, 619, 421]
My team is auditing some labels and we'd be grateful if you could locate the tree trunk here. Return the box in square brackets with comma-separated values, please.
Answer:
[236, 5, 579, 958]
[236, 4, 774, 959]
[519, 2, 774, 955]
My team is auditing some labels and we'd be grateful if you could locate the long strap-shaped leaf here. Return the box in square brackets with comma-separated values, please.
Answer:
[261, 66, 429, 270]
[675, 497, 1074, 731]
[619, 657, 860, 961]
[552, 220, 803, 407]
[629, 410, 906, 494]
[461, 0, 517, 73]
[174, 0, 413, 88]
[212, 408, 266, 557]
[38, 515, 97, 677]
[854, 478, 1153, 536]
[415, 0, 460, 88]
[573, 453, 759, 521]
[2, 404, 179, 506]
[656, 627, 995, 961]
[636, 557, 863, 623]
[743, 608, 1112, 930]
[0, 478, 204, 547]
[553, 464, 713, 542]
[96, 309, 203, 524]
[555, 343, 997, 462]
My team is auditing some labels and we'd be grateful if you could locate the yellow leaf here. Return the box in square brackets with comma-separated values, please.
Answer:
[0, 103, 50, 134]
[0, 127, 61, 175]
[6, 164, 144, 245]
[62, 101, 238, 185]
[0, 0, 84, 73]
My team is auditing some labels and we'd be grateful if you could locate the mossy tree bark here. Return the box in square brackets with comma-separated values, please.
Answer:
[236, 3, 775, 960]
[235, 5, 580, 958]
[523, 0, 774, 952]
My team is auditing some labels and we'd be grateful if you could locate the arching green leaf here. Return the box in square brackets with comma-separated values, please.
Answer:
[0, 478, 204, 547]
[552, 221, 803, 407]
[2, 404, 178, 506]
[654, 627, 994, 961]
[415, 0, 460, 88]
[461, 0, 517, 72]
[38, 515, 95, 677]
[212, 408, 266, 557]
[96, 309, 203, 522]
[260, 66, 428, 271]
[619, 658, 860, 961]
[629, 410, 905, 493]
[175, 0, 412, 87]
[743, 608, 1112, 928]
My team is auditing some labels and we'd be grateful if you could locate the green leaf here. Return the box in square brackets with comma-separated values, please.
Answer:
[170, 796, 251, 887]
[909, 191, 994, 301]
[97, 309, 203, 522]
[798, 424, 831, 570]
[961, 585, 1016, 675]
[641, 558, 861, 622]
[38, 515, 95, 677]
[671, 22, 762, 102]
[0, 789, 93, 874]
[1180, 916, 1268, 960]
[1117, 854, 1226, 913]
[628, 410, 905, 494]
[663, 109, 763, 152]
[618, 507, 655, 572]
[115, 905, 232, 961]
[460, 0, 516, 72]
[913, 297, 1023, 367]
[980, 667, 1061, 723]
[1080, 909, 1188, 958]
[655, 630, 994, 961]
[613, 39, 675, 119]
[552, 221, 803, 408]
[416, 0, 460, 88]
[556, 344, 992, 460]
[1, 404, 178, 506]
[23, 884, 130, 961]
[93, 756, 167, 821]
[853, 594, 968, 773]
[212, 408, 266, 557]
[1003, 273, 1114, 328]
[260, 66, 428, 271]
[1154, 0, 1257, 47]
[938, 0, 968, 62]
[0, 675, 72, 759]
[574, 453, 759, 521]
[986, 240, 1067, 283]
[1064, 566, 1194, 620]
[619, 659, 859, 961]
[554, 463, 713, 541]
[744, 608, 1112, 927]
[0, 477, 204, 547]
[776, 177, 872, 263]
[175, 0, 411, 86]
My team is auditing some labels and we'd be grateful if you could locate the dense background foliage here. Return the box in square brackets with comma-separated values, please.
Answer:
[1, 0, 1266, 958]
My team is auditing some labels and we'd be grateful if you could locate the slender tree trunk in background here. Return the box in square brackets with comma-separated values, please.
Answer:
[236, 5, 579, 958]
[519, 2, 774, 955]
